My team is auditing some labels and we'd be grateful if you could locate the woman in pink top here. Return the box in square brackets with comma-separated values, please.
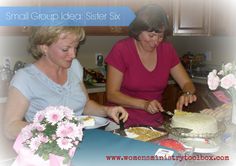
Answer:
[105, 4, 197, 128]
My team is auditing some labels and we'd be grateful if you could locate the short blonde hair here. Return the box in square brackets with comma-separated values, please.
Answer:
[28, 26, 85, 59]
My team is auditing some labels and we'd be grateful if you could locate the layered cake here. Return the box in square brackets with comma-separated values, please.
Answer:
[82, 116, 95, 127]
[171, 110, 218, 134]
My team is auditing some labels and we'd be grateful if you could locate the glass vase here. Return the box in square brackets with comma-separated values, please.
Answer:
[232, 93, 236, 125]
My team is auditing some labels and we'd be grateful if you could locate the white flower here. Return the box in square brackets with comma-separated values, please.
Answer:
[29, 136, 42, 152]
[34, 123, 46, 132]
[208, 70, 220, 90]
[75, 124, 84, 141]
[218, 70, 224, 75]
[224, 63, 233, 73]
[208, 62, 236, 92]
[33, 110, 45, 123]
[220, 74, 236, 89]
[56, 122, 78, 139]
[56, 137, 73, 150]
[45, 106, 64, 125]
[60, 106, 74, 120]
[20, 124, 34, 141]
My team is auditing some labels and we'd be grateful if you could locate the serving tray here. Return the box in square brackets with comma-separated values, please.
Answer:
[113, 126, 168, 142]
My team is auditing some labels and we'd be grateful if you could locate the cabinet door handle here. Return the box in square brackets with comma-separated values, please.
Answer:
[22, 26, 29, 32]
[110, 26, 122, 33]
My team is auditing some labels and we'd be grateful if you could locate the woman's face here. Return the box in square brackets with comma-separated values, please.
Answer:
[43, 33, 79, 69]
[138, 31, 164, 51]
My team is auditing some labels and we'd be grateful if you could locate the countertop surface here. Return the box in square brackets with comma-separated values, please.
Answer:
[86, 77, 207, 94]
[86, 79, 181, 94]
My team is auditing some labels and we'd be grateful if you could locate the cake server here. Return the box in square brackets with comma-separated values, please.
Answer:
[118, 113, 127, 136]
[163, 122, 192, 134]
[172, 127, 192, 133]
[162, 110, 174, 117]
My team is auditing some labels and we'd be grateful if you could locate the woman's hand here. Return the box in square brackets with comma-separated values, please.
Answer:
[176, 92, 197, 110]
[144, 100, 164, 114]
[106, 106, 128, 124]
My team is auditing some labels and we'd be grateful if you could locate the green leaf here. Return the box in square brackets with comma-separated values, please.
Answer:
[44, 123, 57, 137]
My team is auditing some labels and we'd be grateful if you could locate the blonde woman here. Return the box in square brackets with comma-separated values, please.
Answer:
[4, 26, 128, 140]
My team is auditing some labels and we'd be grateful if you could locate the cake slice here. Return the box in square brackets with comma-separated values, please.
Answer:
[82, 116, 95, 127]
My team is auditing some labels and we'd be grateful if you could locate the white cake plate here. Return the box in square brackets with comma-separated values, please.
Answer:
[180, 138, 220, 153]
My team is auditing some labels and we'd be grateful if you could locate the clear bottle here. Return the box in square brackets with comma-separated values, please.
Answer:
[0, 65, 13, 97]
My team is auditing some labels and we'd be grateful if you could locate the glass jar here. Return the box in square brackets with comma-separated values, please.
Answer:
[0, 66, 13, 97]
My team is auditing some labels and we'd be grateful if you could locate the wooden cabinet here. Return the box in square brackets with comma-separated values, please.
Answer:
[162, 82, 219, 113]
[173, 0, 211, 36]
[162, 83, 181, 113]
[211, 0, 236, 36]
[182, 83, 209, 112]
[89, 92, 107, 105]
[0, 26, 31, 36]
[84, 26, 128, 36]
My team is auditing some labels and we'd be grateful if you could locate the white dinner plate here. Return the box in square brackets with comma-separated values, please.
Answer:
[180, 138, 220, 153]
[78, 115, 110, 129]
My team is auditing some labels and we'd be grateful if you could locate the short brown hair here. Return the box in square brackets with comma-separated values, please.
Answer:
[128, 4, 169, 40]
[28, 26, 85, 60]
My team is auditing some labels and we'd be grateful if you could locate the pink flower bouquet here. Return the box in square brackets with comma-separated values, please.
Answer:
[12, 106, 84, 166]
[208, 62, 236, 124]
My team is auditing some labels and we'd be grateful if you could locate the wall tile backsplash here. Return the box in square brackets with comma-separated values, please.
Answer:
[0, 35, 235, 69]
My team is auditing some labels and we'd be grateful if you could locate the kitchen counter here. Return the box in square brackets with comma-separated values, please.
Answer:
[85, 77, 207, 94]
[87, 85, 106, 94]
[192, 77, 207, 84]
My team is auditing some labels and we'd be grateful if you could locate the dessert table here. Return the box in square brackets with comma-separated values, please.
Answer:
[71, 129, 178, 166]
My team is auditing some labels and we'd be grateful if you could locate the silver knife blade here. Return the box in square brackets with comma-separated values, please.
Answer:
[162, 110, 174, 117]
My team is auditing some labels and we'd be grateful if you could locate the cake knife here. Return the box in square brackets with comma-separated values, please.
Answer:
[162, 110, 174, 117]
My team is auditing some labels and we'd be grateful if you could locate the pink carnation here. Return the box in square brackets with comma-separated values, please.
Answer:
[58, 106, 74, 120]
[56, 138, 73, 150]
[45, 107, 64, 125]
[56, 122, 77, 139]
[33, 111, 45, 123]
[29, 136, 42, 152]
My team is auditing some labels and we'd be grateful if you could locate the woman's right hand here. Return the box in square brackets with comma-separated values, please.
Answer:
[144, 100, 164, 114]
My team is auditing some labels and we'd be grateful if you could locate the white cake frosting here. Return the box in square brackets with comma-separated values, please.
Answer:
[171, 111, 218, 134]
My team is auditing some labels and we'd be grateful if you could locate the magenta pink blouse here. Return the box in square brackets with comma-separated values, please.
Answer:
[105, 37, 180, 127]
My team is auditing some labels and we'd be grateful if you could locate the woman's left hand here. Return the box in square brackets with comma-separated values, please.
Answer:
[106, 106, 128, 124]
[176, 93, 197, 110]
